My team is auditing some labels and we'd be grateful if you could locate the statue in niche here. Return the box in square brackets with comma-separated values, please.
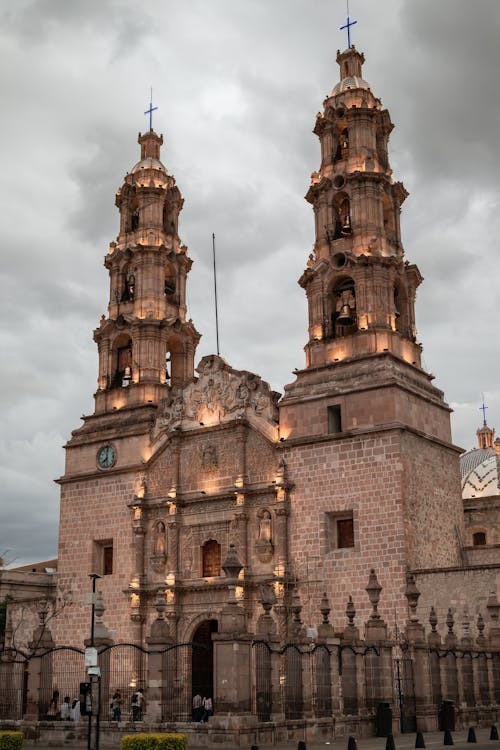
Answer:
[153, 522, 166, 555]
[150, 521, 167, 573]
[258, 510, 272, 543]
[256, 509, 274, 563]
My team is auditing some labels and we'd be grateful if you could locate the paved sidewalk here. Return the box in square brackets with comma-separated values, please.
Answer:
[23, 726, 500, 750]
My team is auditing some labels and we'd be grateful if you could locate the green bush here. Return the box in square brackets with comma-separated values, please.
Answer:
[121, 733, 187, 750]
[0, 731, 23, 750]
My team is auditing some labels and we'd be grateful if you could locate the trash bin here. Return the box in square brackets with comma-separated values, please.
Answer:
[439, 700, 455, 731]
[376, 702, 393, 737]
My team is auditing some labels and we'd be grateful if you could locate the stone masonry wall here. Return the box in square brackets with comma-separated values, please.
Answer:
[284, 428, 409, 634]
[400, 431, 464, 570]
[415, 565, 500, 638]
[55, 472, 137, 647]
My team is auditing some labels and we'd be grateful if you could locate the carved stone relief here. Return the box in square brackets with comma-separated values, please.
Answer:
[152, 355, 280, 439]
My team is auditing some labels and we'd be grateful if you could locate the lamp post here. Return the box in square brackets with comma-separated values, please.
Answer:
[87, 573, 101, 750]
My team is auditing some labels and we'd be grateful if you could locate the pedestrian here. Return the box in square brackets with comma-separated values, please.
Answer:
[60, 696, 71, 721]
[192, 693, 202, 721]
[131, 687, 145, 721]
[111, 690, 122, 722]
[70, 698, 81, 722]
[201, 695, 213, 722]
[47, 690, 60, 720]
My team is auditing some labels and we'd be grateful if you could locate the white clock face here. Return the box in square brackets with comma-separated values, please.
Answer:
[97, 445, 116, 469]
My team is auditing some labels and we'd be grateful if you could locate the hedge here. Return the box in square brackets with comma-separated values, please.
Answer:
[0, 732, 23, 750]
[121, 733, 187, 750]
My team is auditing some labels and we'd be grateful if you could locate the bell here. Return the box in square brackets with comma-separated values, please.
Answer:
[337, 304, 354, 325]
[123, 366, 132, 380]
[341, 215, 351, 235]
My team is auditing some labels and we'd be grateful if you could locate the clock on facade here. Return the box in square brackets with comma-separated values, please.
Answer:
[97, 445, 116, 469]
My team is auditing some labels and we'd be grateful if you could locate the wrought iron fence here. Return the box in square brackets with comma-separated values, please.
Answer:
[0, 650, 26, 719]
[38, 646, 86, 720]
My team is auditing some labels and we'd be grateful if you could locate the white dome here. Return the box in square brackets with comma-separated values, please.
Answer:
[461, 448, 500, 499]
[130, 157, 167, 174]
[331, 76, 370, 96]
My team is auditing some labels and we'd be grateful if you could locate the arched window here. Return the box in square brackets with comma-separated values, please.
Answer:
[202, 540, 221, 577]
[330, 278, 357, 338]
[121, 264, 136, 302]
[111, 334, 132, 388]
[473, 532, 486, 546]
[331, 195, 351, 240]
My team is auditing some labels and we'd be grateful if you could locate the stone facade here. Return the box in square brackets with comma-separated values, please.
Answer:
[3, 42, 500, 740]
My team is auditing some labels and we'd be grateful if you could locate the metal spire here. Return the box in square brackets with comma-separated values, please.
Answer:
[339, 0, 358, 49]
[144, 87, 158, 131]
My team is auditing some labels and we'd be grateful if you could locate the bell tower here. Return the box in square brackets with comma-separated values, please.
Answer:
[303, 46, 421, 371]
[280, 45, 464, 582]
[93, 129, 200, 414]
[281, 46, 453, 446]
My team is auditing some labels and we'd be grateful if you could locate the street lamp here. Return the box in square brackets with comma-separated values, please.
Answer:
[87, 573, 101, 750]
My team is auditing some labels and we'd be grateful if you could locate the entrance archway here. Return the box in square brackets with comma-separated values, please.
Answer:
[191, 619, 218, 708]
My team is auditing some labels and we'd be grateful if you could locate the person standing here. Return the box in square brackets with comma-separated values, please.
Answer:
[192, 693, 202, 721]
[111, 690, 122, 722]
[201, 695, 213, 722]
[131, 688, 145, 721]
[60, 696, 71, 721]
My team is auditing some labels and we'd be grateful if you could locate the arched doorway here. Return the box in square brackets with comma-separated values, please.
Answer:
[191, 619, 218, 709]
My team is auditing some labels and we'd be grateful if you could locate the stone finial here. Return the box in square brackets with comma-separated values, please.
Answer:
[222, 544, 243, 580]
[405, 572, 420, 622]
[427, 606, 441, 648]
[37, 598, 49, 627]
[346, 595, 356, 627]
[446, 608, 455, 635]
[429, 606, 438, 633]
[147, 590, 172, 645]
[366, 569, 382, 620]
[320, 592, 331, 625]
[444, 607, 457, 648]
[154, 590, 166, 620]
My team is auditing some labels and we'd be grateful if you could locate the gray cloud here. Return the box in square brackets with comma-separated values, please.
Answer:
[1, 0, 499, 565]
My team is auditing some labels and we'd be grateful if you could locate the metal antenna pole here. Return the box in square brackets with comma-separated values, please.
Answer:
[212, 233, 220, 356]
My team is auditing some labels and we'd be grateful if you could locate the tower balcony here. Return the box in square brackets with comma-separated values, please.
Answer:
[306, 328, 422, 370]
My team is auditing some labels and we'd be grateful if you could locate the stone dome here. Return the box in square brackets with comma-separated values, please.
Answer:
[130, 157, 167, 175]
[331, 76, 371, 96]
[461, 447, 500, 499]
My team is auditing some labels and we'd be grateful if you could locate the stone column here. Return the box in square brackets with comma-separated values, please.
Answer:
[212, 546, 255, 722]
[364, 570, 392, 719]
[405, 573, 437, 731]
[128, 494, 146, 646]
[24, 600, 55, 720]
[145, 592, 174, 723]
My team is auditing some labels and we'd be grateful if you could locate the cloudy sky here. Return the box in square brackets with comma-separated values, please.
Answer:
[1, 0, 499, 567]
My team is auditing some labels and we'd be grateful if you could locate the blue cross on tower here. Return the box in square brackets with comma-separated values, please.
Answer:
[480, 395, 488, 426]
[144, 88, 158, 131]
[339, 0, 358, 49]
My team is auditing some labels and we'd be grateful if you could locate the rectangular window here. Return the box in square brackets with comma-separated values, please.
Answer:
[328, 405, 342, 434]
[94, 540, 113, 576]
[337, 518, 354, 548]
[103, 544, 113, 575]
[325, 512, 355, 551]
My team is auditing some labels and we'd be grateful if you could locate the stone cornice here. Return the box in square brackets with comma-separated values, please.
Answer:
[277, 421, 462, 456]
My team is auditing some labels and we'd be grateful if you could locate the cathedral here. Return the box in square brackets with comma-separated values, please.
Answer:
[56, 43, 466, 648]
[3, 41, 500, 742]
